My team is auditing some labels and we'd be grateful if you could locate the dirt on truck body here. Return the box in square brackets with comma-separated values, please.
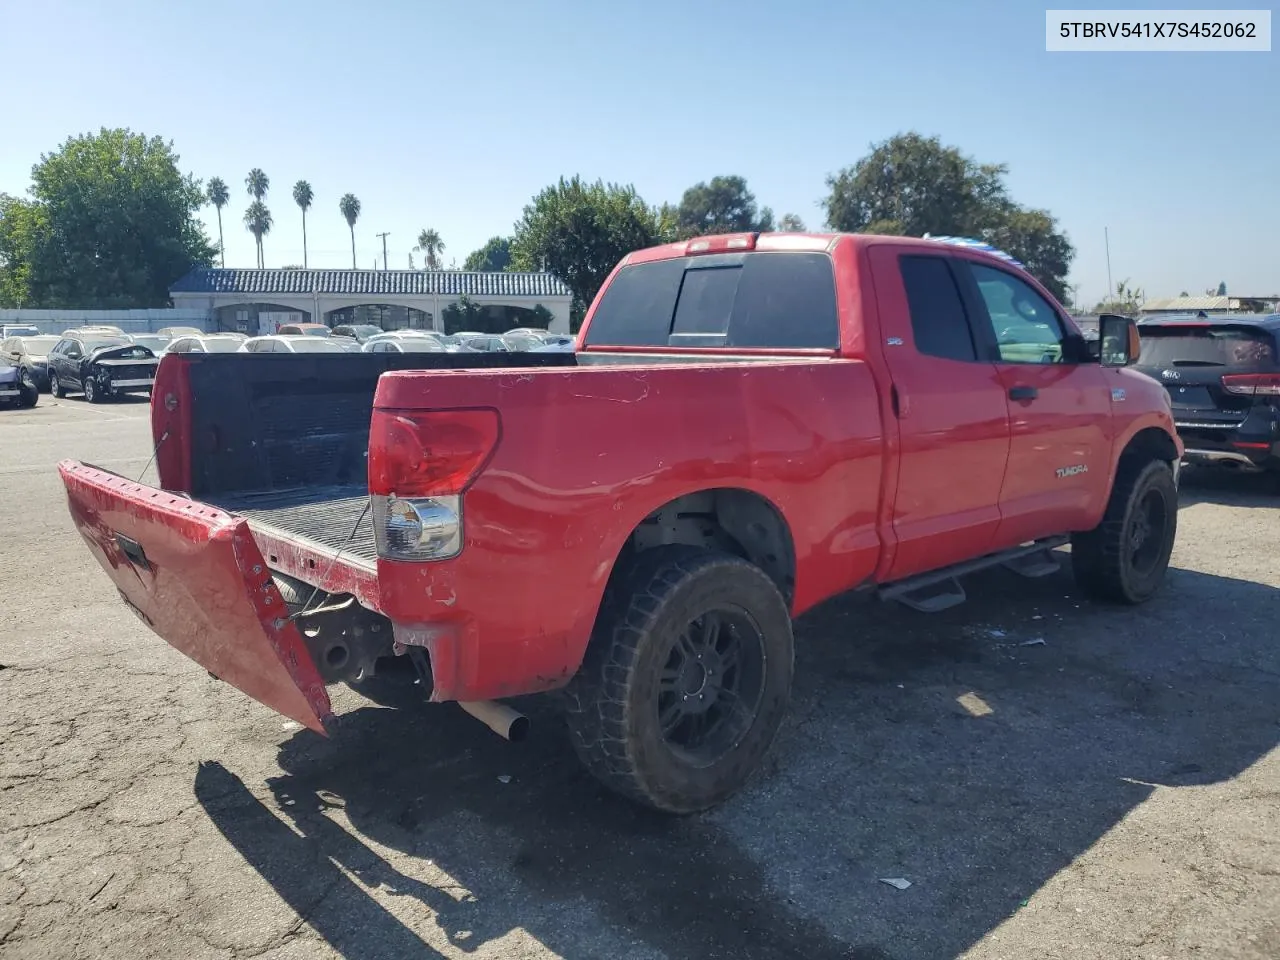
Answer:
[59, 230, 1182, 813]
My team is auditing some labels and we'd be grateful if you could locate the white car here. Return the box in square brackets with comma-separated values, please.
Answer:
[164, 333, 248, 355]
[124, 333, 173, 356]
[362, 332, 447, 354]
[239, 335, 350, 354]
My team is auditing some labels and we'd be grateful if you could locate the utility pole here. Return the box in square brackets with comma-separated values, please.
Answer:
[376, 232, 390, 271]
[1104, 227, 1114, 298]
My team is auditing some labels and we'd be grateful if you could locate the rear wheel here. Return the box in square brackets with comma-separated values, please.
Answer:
[563, 546, 794, 814]
[49, 374, 63, 398]
[1072, 458, 1178, 604]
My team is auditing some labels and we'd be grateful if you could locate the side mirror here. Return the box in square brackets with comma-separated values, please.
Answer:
[1098, 314, 1140, 367]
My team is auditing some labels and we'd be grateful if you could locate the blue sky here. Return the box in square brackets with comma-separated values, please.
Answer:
[2, 0, 1276, 306]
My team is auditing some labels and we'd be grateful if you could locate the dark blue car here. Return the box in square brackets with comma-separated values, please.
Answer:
[0, 353, 38, 409]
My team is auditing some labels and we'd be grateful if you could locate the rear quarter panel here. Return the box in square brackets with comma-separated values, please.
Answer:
[374, 360, 885, 697]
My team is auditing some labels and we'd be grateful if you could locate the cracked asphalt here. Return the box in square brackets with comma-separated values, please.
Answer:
[1, 396, 1278, 960]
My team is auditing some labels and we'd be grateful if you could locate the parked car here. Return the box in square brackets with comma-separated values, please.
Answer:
[362, 332, 447, 353]
[0, 354, 38, 408]
[64, 325, 126, 339]
[1135, 312, 1280, 475]
[239, 335, 349, 354]
[125, 333, 173, 356]
[277, 323, 332, 337]
[60, 231, 1181, 815]
[453, 333, 510, 352]
[536, 335, 575, 349]
[156, 326, 205, 338]
[531, 339, 575, 352]
[332, 324, 385, 344]
[48, 338, 157, 402]
[165, 333, 248, 355]
[1, 334, 61, 390]
[500, 332, 547, 352]
[0, 325, 40, 339]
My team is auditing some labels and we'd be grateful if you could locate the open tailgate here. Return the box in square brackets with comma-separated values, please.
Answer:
[58, 460, 333, 733]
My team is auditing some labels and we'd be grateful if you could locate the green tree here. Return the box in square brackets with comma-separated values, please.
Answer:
[1216, 281, 1227, 296]
[0, 128, 215, 308]
[779, 213, 806, 232]
[0, 194, 46, 307]
[246, 168, 269, 201]
[530, 303, 555, 328]
[244, 201, 272, 268]
[675, 175, 774, 238]
[511, 176, 667, 330]
[463, 235, 512, 272]
[1094, 279, 1143, 315]
[823, 132, 1074, 301]
[414, 228, 445, 270]
[243, 169, 270, 267]
[292, 180, 313, 268]
[441, 293, 485, 333]
[206, 176, 229, 267]
[979, 205, 1075, 303]
[339, 194, 361, 268]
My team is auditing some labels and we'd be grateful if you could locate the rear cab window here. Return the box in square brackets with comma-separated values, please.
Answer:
[583, 251, 839, 350]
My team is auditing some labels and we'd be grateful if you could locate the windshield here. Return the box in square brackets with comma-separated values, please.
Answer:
[202, 338, 243, 353]
[21, 336, 60, 354]
[97, 346, 155, 360]
[288, 338, 347, 353]
[1138, 326, 1276, 370]
[81, 338, 128, 353]
[398, 339, 445, 352]
[302, 327, 330, 336]
[130, 336, 170, 352]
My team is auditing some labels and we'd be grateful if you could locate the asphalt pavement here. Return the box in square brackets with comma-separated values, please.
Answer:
[1, 395, 1277, 959]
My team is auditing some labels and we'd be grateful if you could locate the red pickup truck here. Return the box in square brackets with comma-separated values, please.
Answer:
[59, 232, 1181, 814]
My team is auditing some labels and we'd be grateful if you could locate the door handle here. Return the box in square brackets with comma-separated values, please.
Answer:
[1008, 386, 1038, 401]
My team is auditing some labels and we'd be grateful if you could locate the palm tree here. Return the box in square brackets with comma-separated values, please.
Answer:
[206, 177, 229, 267]
[244, 201, 272, 269]
[246, 168, 269, 202]
[292, 180, 314, 269]
[339, 194, 361, 268]
[414, 228, 445, 270]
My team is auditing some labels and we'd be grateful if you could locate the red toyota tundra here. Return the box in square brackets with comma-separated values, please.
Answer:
[59, 232, 1181, 814]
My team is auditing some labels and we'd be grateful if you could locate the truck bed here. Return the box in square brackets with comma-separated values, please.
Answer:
[209, 485, 376, 566]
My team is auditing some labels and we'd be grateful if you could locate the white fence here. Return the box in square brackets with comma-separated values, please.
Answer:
[0, 308, 212, 336]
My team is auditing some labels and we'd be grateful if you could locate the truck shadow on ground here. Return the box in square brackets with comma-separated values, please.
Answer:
[195, 560, 1280, 960]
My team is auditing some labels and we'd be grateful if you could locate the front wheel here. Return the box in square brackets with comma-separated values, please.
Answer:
[1072, 458, 1178, 604]
[83, 377, 100, 403]
[16, 370, 38, 408]
[563, 546, 794, 814]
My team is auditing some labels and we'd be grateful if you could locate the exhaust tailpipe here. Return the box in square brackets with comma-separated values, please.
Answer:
[458, 700, 529, 742]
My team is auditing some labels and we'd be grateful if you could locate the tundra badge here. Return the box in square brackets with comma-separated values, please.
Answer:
[1056, 464, 1088, 479]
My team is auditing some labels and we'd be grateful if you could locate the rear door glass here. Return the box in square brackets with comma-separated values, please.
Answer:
[584, 252, 838, 349]
[1138, 326, 1277, 370]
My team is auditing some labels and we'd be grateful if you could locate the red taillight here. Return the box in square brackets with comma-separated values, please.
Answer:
[1221, 373, 1280, 397]
[685, 233, 757, 255]
[368, 407, 500, 497]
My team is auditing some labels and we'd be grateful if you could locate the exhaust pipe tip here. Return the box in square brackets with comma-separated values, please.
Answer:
[458, 700, 529, 742]
[507, 714, 531, 743]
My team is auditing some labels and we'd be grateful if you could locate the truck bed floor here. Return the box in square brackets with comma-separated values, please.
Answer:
[209, 486, 376, 566]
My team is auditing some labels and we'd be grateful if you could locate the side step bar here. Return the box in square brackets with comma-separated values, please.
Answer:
[878, 536, 1069, 613]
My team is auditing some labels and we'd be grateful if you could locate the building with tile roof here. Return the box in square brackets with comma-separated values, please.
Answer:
[1139, 295, 1280, 316]
[168, 268, 574, 335]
